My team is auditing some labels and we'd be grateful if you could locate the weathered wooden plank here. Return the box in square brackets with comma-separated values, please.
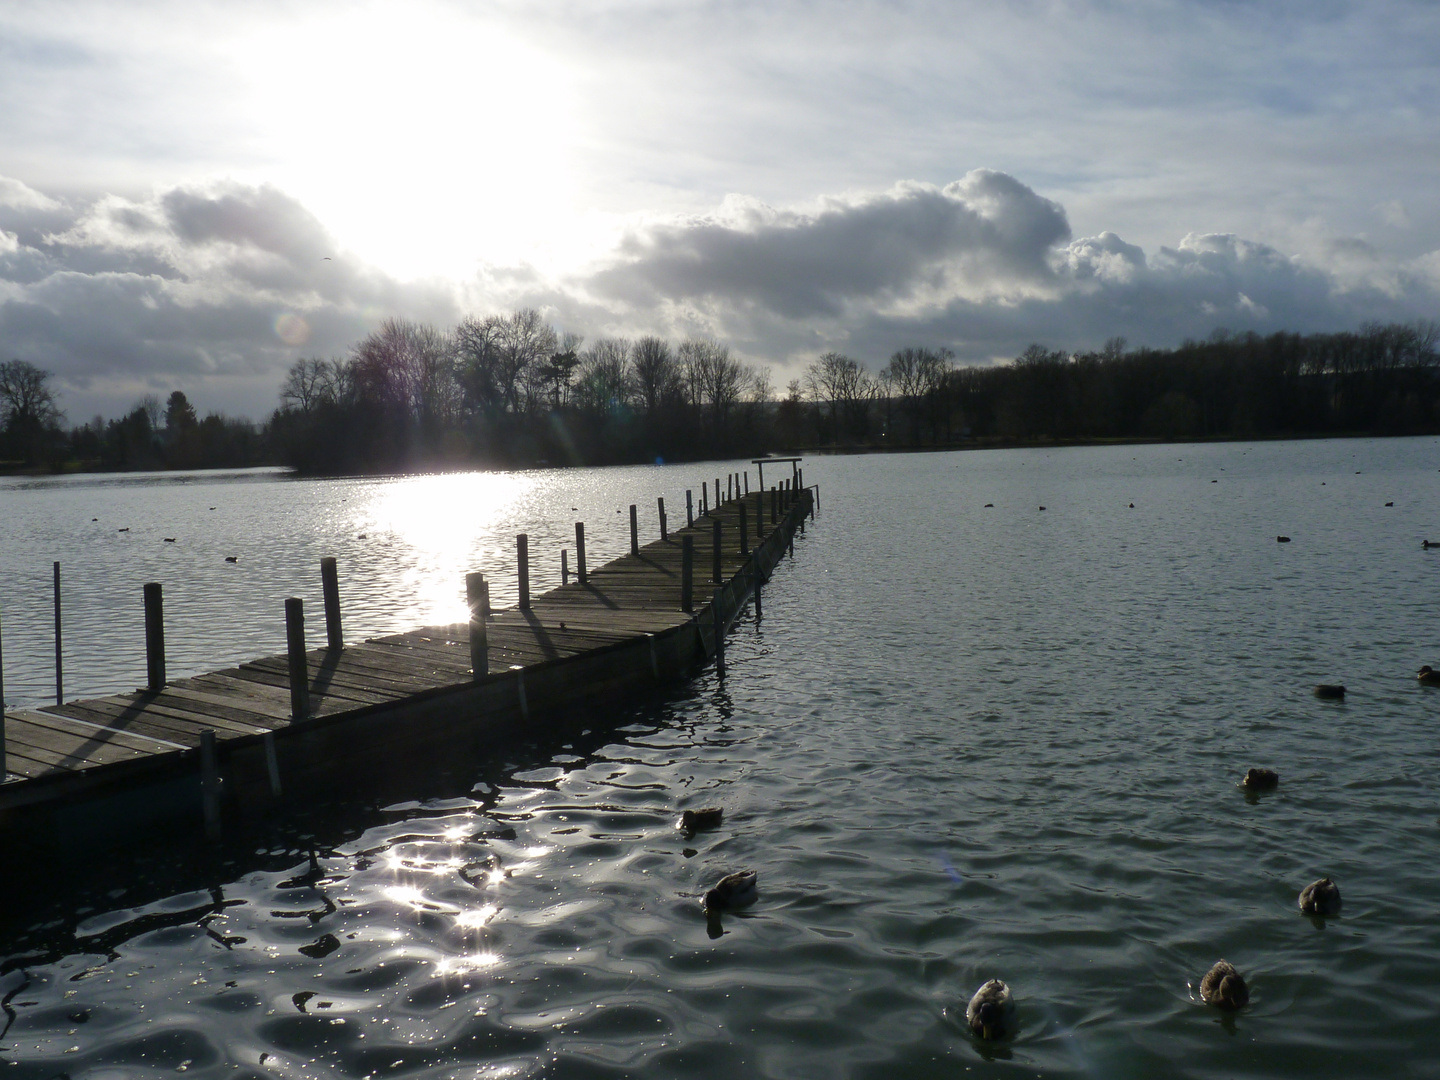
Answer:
[9, 708, 186, 753]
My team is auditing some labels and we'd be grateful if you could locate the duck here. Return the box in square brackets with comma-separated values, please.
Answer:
[679, 807, 724, 833]
[224, 556, 238, 563]
[1424, 540, 1440, 549]
[1298, 876, 1341, 916]
[1277, 535, 1291, 543]
[163, 538, 176, 543]
[1240, 768, 1279, 792]
[965, 979, 1015, 1040]
[1313, 684, 1345, 700]
[1199, 961, 1249, 1010]
[1418, 666, 1440, 686]
[703, 869, 757, 912]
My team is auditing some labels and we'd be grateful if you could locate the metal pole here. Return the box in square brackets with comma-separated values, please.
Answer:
[144, 582, 166, 691]
[321, 556, 343, 651]
[285, 597, 309, 721]
[53, 561, 62, 705]
[576, 522, 588, 584]
[466, 571, 488, 679]
[517, 534, 530, 610]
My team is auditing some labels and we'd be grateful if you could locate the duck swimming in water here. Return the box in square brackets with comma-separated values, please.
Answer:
[966, 979, 1015, 1040]
[1418, 666, 1440, 686]
[1241, 768, 1279, 792]
[1313, 684, 1346, 699]
[703, 869, 757, 912]
[1299, 877, 1341, 916]
[1199, 961, 1249, 1010]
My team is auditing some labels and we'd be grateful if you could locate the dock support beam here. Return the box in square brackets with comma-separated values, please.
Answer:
[713, 591, 725, 679]
[686, 489, 694, 528]
[658, 497, 668, 542]
[517, 534, 530, 610]
[561, 549, 569, 585]
[756, 489, 764, 535]
[754, 554, 763, 623]
[53, 562, 62, 706]
[0, 602, 5, 779]
[702, 482, 708, 515]
[681, 534, 694, 612]
[466, 571, 489, 679]
[321, 557, 343, 651]
[285, 598, 309, 721]
[576, 522, 587, 584]
[200, 728, 220, 841]
[712, 519, 723, 583]
[739, 503, 749, 556]
[263, 730, 282, 798]
[630, 505, 638, 555]
[144, 582, 166, 691]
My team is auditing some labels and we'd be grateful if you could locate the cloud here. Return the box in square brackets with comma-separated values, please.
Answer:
[0, 176, 460, 419]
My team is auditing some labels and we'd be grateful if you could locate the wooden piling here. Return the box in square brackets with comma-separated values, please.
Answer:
[630, 504, 639, 555]
[716, 477, 722, 506]
[756, 489, 764, 535]
[658, 497, 668, 541]
[200, 728, 220, 841]
[0, 602, 5, 780]
[263, 730, 282, 798]
[144, 582, 166, 691]
[739, 503, 749, 556]
[754, 554, 763, 622]
[712, 518, 723, 583]
[52, 562, 62, 706]
[517, 669, 529, 720]
[561, 548, 569, 585]
[285, 597, 309, 721]
[575, 522, 588, 584]
[321, 556, 343, 651]
[686, 489, 694, 528]
[681, 534, 694, 612]
[466, 571, 489, 679]
[702, 481, 708, 515]
[713, 591, 725, 678]
[517, 534, 531, 610]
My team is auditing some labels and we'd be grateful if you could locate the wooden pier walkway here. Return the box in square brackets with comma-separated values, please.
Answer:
[0, 477, 814, 843]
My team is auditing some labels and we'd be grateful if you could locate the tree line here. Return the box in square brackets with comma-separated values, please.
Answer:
[4, 318, 1438, 474]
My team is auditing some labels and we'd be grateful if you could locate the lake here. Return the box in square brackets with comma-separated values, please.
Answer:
[2, 438, 1440, 1078]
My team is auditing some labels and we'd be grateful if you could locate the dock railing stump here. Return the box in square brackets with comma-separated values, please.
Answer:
[630, 505, 639, 555]
[285, 597, 309, 721]
[517, 534, 531, 610]
[712, 519, 723, 583]
[681, 535, 694, 612]
[53, 561, 62, 706]
[686, 489, 694, 528]
[144, 582, 166, 691]
[658, 497, 667, 542]
[739, 503, 749, 556]
[576, 522, 588, 584]
[321, 556, 343, 651]
[466, 571, 489, 678]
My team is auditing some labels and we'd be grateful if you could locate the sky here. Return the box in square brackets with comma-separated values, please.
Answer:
[1, 0, 1438, 423]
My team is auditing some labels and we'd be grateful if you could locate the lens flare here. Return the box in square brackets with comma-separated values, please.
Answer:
[274, 312, 311, 345]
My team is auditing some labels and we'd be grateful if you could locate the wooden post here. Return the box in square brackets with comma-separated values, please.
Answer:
[756, 459, 766, 492]
[285, 597, 309, 721]
[727, 474, 733, 501]
[630, 504, 639, 555]
[712, 518, 723, 583]
[263, 730, 282, 797]
[798, 467, 804, 493]
[739, 502, 749, 556]
[658, 497, 668, 541]
[321, 556, 343, 651]
[52, 561, 62, 706]
[716, 477, 722, 506]
[517, 534, 531, 610]
[744, 471, 749, 495]
[681, 534, 694, 612]
[686, 489, 694, 528]
[753, 554, 763, 622]
[755, 489, 763, 535]
[200, 728, 221, 841]
[0, 601, 5, 779]
[561, 548, 569, 585]
[702, 481, 708, 515]
[713, 591, 725, 678]
[575, 522, 587, 584]
[466, 571, 489, 679]
[517, 670, 529, 721]
[144, 582, 166, 691]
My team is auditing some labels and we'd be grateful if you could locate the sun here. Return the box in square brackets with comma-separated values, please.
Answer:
[232, 3, 584, 279]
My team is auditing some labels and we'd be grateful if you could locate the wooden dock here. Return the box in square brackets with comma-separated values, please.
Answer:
[0, 477, 814, 845]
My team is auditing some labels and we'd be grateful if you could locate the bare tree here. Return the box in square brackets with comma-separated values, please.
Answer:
[573, 338, 632, 415]
[631, 336, 681, 414]
[805, 352, 869, 438]
[682, 339, 746, 427]
[499, 309, 559, 414]
[352, 317, 459, 429]
[0, 359, 63, 462]
[279, 357, 349, 412]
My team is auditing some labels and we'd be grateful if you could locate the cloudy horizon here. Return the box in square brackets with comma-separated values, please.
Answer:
[2, 0, 1437, 423]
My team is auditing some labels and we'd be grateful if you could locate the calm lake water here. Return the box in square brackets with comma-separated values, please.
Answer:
[3, 439, 1440, 1078]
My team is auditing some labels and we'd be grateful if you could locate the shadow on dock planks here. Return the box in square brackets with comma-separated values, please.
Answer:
[0, 482, 815, 853]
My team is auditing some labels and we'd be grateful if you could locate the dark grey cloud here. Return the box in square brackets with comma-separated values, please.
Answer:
[594, 171, 1070, 318]
[0, 176, 459, 419]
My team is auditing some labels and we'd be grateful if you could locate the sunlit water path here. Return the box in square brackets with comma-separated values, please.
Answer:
[3, 440, 1440, 1078]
